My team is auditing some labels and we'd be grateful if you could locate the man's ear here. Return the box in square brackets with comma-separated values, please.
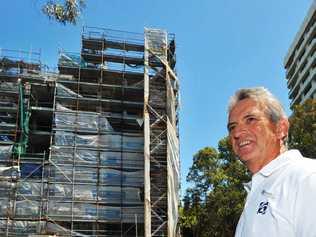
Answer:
[276, 117, 289, 140]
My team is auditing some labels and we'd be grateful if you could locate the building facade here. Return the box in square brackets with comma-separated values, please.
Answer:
[0, 27, 180, 237]
[284, 0, 316, 106]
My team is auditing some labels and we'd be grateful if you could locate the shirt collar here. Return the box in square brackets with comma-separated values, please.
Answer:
[243, 181, 252, 193]
[258, 149, 303, 177]
[242, 150, 302, 192]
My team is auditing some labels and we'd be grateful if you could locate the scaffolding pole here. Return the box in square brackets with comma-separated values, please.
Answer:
[143, 28, 151, 237]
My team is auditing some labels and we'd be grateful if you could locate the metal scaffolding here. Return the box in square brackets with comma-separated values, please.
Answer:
[143, 28, 179, 237]
[0, 27, 179, 237]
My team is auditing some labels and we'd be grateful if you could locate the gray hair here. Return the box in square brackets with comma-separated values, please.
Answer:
[228, 87, 287, 123]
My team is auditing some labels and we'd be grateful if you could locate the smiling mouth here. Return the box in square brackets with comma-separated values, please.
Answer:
[238, 140, 251, 148]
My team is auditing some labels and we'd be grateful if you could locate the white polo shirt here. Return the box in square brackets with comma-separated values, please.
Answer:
[235, 150, 316, 237]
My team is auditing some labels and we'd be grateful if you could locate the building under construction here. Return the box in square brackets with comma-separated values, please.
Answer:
[0, 27, 180, 237]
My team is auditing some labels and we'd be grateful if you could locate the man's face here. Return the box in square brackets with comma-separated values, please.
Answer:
[228, 98, 283, 173]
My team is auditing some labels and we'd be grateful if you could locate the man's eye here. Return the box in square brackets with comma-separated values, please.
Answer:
[246, 117, 257, 123]
[228, 125, 236, 132]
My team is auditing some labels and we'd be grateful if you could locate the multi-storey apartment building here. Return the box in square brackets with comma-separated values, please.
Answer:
[284, 0, 316, 106]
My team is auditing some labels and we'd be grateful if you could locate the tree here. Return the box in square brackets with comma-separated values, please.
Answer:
[42, 0, 86, 25]
[288, 99, 316, 158]
[180, 189, 205, 237]
[180, 138, 250, 237]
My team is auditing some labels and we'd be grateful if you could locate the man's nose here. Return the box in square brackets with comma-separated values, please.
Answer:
[232, 124, 247, 139]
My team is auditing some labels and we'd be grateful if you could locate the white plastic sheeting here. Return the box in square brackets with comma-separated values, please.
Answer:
[0, 220, 46, 236]
[0, 181, 15, 198]
[56, 83, 82, 98]
[55, 112, 113, 132]
[0, 165, 20, 180]
[167, 76, 177, 127]
[144, 28, 167, 62]
[0, 219, 89, 237]
[97, 186, 142, 203]
[17, 182, 42, 196]
[56, 102, 72, 112]
[0, 145, 12, 161]
[15, 200, 40, 217]
[53, 132, 101, 147]
[51, 146, 143, 169]
[0, 199, 40, 217]
[54, 131, 143, 150]
[0, 82, 18, 91]
[48, 165, 143, 186]
[55, 102, 114, 131]
[46, 221, 89, 237]
[47, 184, 141, 203]
[0, 198, 10, 216]
[47, 202, 143, 222]
[47, 183, 72, 198]
[167, 119, 180, 237]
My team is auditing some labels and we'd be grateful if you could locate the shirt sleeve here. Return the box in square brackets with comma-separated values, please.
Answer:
[294, 172, 316, 236]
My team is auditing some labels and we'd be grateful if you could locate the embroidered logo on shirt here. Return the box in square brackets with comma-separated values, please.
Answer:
[257, 201, 269, 215]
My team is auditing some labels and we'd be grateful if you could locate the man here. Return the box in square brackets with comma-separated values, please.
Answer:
[227, 87, 316, 237]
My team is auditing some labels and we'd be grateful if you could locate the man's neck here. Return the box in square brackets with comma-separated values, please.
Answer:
[247, 148, 286, 175]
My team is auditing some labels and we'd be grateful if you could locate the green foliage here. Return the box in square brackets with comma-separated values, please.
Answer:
[288, 99, 316, 158]
[42, 0, 86, 25]
[181, 138, 250, 237]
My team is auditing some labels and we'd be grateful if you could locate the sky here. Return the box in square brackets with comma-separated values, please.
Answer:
[0, 0, 313, 195]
